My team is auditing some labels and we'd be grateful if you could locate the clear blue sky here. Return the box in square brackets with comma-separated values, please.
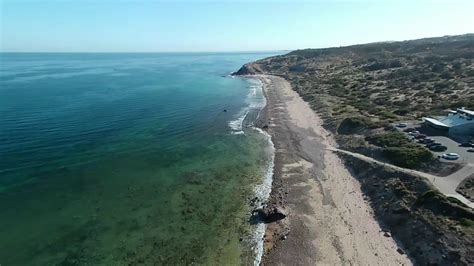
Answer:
[1, 0, 473, 52]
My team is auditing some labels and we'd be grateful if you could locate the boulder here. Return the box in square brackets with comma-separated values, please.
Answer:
[254, 206, 287, 223]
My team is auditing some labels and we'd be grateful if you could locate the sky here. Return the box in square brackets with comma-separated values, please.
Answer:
[0, 0, 473, 52]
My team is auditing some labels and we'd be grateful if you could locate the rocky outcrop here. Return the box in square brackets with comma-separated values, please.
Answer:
[253, 206, 287, 223]
[232, 63, 264, 76]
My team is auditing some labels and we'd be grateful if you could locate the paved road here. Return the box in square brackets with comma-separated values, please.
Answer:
[329, 147, 474, 209]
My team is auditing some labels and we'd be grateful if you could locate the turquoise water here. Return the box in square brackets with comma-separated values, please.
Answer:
[0, 53, 276, 265]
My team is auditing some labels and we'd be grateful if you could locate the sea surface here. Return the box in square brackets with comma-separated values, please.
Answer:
[0, 52, 277, 265]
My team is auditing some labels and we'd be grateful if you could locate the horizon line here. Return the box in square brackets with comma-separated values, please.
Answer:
[0, 50, 288, 54]
[2, 32, 472, 54]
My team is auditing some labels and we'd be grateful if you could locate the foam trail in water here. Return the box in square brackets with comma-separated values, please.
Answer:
[228, 77, 274, 265]
[228, 109, 249, 134]
[251, 127, 275, 266]
[228, 79, 265, 134]
[240, 78, 275, 265]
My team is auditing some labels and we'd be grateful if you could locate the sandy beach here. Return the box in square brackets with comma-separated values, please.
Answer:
[255, 75, 412, 265]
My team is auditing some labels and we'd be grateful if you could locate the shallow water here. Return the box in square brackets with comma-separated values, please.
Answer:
[0, 52, 276, 264]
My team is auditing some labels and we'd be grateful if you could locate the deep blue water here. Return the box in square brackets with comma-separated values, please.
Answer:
[0, 52, 277, 264]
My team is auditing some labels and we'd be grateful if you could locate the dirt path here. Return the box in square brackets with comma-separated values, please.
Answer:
[258, 75, 411, 265]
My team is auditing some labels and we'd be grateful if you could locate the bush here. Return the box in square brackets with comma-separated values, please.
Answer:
[337, 116, 385, 134]
[366, 132, 410, 147]
[376, 110, 398, 119]
[459, 218, 474, 227]
[416, 190, 443, 204]
[394, 108, 410, 116]
[440, 71, 454, 79]
[363, 59, 403, 71]
[368, 132, 433, 168]
[383, 146, 433, 168]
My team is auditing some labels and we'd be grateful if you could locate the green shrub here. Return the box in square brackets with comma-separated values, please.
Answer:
[337, 116, 385, 134]
[376, 110, 398, 119]
[383, 146, 433, 168]
[368, 132, 433, 168]
[394, 108, 410, 116]
[366, 132, 410, 147]
[416, 190, 443, 204]
[459, 218, 474, 227]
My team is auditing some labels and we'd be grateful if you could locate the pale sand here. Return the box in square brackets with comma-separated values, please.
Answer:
[256, 75, 412, 265]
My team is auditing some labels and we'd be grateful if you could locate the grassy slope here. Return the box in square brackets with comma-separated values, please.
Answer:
[245, 34, 474, 125]
[240, 34, 474, 168]
[236, 34, 474, 265]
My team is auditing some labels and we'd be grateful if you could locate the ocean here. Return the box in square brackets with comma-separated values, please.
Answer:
[0, 53, 277, 265]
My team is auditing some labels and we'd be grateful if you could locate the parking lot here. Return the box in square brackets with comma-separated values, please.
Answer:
[391, 121, 473, 207]
[429, 136, 474, 164]
[395, 121, 474, 164]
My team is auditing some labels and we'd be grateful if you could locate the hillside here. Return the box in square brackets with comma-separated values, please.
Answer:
[236, 34, 474, 132]
[235, 34, 474, 265]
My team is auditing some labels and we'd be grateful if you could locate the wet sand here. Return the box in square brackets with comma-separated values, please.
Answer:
[255, 75, 412, 265]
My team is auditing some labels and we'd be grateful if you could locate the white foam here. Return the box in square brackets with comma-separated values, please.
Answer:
[228, 109, 249, 132]
[228, 77, 275, 265]
[251, 127, 275, 266]
[228, 78, 265, 134]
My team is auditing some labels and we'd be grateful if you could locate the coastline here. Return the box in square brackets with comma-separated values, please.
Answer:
[249, 75, 411, 265]
[232, 76, 275, 265]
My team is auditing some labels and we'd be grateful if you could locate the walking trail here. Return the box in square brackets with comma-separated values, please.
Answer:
[329, 148, 474, 209]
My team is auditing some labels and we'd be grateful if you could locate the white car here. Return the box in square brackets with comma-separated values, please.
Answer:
[441, 153, 460, 160]
[468, 148, 474, 153]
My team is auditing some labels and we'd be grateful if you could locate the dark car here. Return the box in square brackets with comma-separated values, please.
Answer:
[430, 145, 447, 152]
[460, 142, 474, 147]
[396, 123, 407, 128]
[419, 138, 434, 144]
[426, 142, 442, 148]
[415, 134, 427, 139]
[404, 128, 416, 133]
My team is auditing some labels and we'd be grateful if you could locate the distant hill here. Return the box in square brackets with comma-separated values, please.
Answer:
[236, 34, 474, 130]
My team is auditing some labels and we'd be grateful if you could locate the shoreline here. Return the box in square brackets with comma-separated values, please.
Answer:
[250, 127, 275, 266]
[247, 74, 411, 265]
[234, 76, 275, 265]
[241, 77, 274, 266]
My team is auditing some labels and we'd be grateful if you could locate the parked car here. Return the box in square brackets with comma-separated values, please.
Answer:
[426, 142, 442, 148]
[397, 123, 407, 128]
[467, 148, 474, 153]
[441, 153, 460, 160]
[408, 131, 420, 135]
[403, 127, 415, 133]
[460, 142, 474, 148]
[415, 134, 427, 139]
[419, 138, 434, 144]
[430, 145, 447, 152]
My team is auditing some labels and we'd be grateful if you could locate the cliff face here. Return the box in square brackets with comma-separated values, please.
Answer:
[233, 63, 264, 75]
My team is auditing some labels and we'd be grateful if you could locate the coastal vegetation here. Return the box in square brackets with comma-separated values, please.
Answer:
[237, 34, 474, 168]
[366, 132, 433, 168]
[342, 155, 474, 265]
[235, 34, 474, 265]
